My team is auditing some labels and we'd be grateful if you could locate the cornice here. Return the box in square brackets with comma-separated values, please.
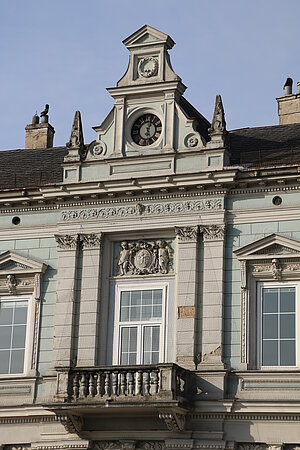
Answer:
[229, 184, 300, 196]
[189, 413, 300, 421]
[0, 191, 226, 215]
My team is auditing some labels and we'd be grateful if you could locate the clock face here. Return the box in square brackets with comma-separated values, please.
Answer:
[131, 114, 162, 146]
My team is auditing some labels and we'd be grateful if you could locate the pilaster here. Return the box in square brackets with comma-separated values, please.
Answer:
[174, 226, 199, 369]
[77, 233, 103, 366]
[52, 234, 80, 368]
[199, 224, 225, 367]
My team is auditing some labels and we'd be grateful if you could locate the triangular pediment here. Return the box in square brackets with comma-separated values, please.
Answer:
[0, 250, 47, 274]
[234, 233, 300, 260]
[123, 24, 175, 50]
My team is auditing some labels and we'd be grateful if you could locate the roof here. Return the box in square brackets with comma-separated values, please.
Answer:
[0, 147, 67, 190]
[229, 123, 300, 167]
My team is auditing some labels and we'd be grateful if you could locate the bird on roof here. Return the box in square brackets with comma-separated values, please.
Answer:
[40, 104, 49, 117]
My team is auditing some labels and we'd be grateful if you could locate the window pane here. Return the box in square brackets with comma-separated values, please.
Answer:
[142, 290, 152, 305]
[262, 340, 278, 365]
[262, 289, 278, 313]
[280, 314, 295, 339]
[280, 340, 296, 366]
[120, 291, 130, 306]
[10, 349, 25, 374]
[120, 327, 137, 365]
[153, 290, 162, 305]
[141, 305, 152, 320]
[131, 291, 141, 306]
[280, 288, 295, 312]
[0, 326, 12, 349]
[12, 325, 26, 348]
[120, 306, 129, 322]
[262, 314, 278, 339]
[153, 305, 162, 318]
[0, 304, 13, 325]
[130, 306, 140, 321]
[0, 350, 9, 374]
[143, 326, 160, 365]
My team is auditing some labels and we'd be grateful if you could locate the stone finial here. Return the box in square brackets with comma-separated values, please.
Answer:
[208, 94, 226, 138]
[67, 110, 84, 149]
[64, 111, 84, 162]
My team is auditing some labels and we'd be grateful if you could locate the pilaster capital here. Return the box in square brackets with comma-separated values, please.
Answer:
[199, 224, 225, 241]
[80, 233, 103, 250]
[175, 226, 198, 242]
[55, 234, 79, 250]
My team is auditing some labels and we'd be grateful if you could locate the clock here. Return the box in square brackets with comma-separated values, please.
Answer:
[131, 114, 162, 146]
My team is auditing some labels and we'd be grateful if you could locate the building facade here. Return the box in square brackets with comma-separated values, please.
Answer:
[1, 24, 300, 450]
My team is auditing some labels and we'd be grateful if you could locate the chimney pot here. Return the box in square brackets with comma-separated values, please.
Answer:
[297, 82, 300, 94]
[32, 114, 39, 125]
[283, 77, 293, 96]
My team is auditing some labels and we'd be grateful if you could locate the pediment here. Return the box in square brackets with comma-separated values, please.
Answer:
[0, 250, 47, 274]
[234, 233, 300, 260]
[123, 24, 175, 50]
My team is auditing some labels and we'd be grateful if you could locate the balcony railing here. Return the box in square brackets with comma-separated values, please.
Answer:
[55, 364, 191, 404]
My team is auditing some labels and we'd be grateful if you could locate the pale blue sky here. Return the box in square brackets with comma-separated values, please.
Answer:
[1, 0, 300, 150]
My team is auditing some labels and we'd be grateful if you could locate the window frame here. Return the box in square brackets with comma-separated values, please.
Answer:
[0, 294, 33, 376]
[257, 281, 299, 369]
[113, 281, 168, 366]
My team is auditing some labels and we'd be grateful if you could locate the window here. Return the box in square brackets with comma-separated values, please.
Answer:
[258, 284, 298, 367]
[114, 284, 167, 365]
[0, 297, 30, 375]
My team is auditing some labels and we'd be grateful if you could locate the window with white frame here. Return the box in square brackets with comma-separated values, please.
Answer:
[258, 283, 297, 367]
[0, 296, 30, 375]
[114, 284, 167, 365]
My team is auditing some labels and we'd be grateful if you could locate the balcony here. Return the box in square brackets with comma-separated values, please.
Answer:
[49, 364, 192, 434]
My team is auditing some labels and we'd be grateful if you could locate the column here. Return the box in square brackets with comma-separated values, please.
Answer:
[174, 226, 199, 369]
[52, 234, 80, 367]
[77, 233, 102, 366]
[199, 224, 225, 366]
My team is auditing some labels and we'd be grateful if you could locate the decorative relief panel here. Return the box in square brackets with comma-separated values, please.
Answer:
[61, 198, 223, 221]
[80, 233, 102, 249]
[55, 234, 79, 249]
[199, 224, 225, 241]
[175, 226, 198, 242]
[115, 239, 173, 276]
[138, 57, 159, 78]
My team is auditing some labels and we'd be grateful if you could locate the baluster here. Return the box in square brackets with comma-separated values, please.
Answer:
[112, 371, 118, 396]
[96, 371, 102, 396]
[79, 373, 88, 398]
[89, 373, 96, 397]
[73, 373, 79, 399]
[128, 370, 134, 396]
[136, 370, 142, 396]
[120, 371, 126, 396]
[152, 369, 159, 394]
[144, 370, 150, 395]
[104, 371, 110, 396]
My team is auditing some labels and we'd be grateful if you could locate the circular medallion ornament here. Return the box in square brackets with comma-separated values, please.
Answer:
[138, 57, 158, 78]
[131, 114, 162, 146]
[134, 248, 153, 271]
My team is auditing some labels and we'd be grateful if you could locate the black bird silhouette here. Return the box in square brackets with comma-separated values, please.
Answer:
[40, 104, 49, 117]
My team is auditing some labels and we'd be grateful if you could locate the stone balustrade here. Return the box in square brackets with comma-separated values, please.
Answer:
[55, 364, 190, 403]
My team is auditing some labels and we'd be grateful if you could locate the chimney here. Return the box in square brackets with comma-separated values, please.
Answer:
[25, 104, 55, 149]
[277, 77, 300, 125]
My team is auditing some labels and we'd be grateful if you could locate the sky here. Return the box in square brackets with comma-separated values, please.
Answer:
[1, 0, 300, 150]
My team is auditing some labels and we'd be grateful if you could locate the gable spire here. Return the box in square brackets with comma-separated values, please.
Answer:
[65, 111, 85, 162]
[208, 94, 226, 141]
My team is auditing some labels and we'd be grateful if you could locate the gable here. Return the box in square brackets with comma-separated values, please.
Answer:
[0, 250, 47, 275]
[123, 24, 175, 49]
[234, 233, 300, 260]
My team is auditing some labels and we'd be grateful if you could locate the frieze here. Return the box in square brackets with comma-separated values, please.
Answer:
[0, 275, 34, 295]
[61, 198, 223, 221]
[3, 446, 31, 450]
[116, 239, 173, 276]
